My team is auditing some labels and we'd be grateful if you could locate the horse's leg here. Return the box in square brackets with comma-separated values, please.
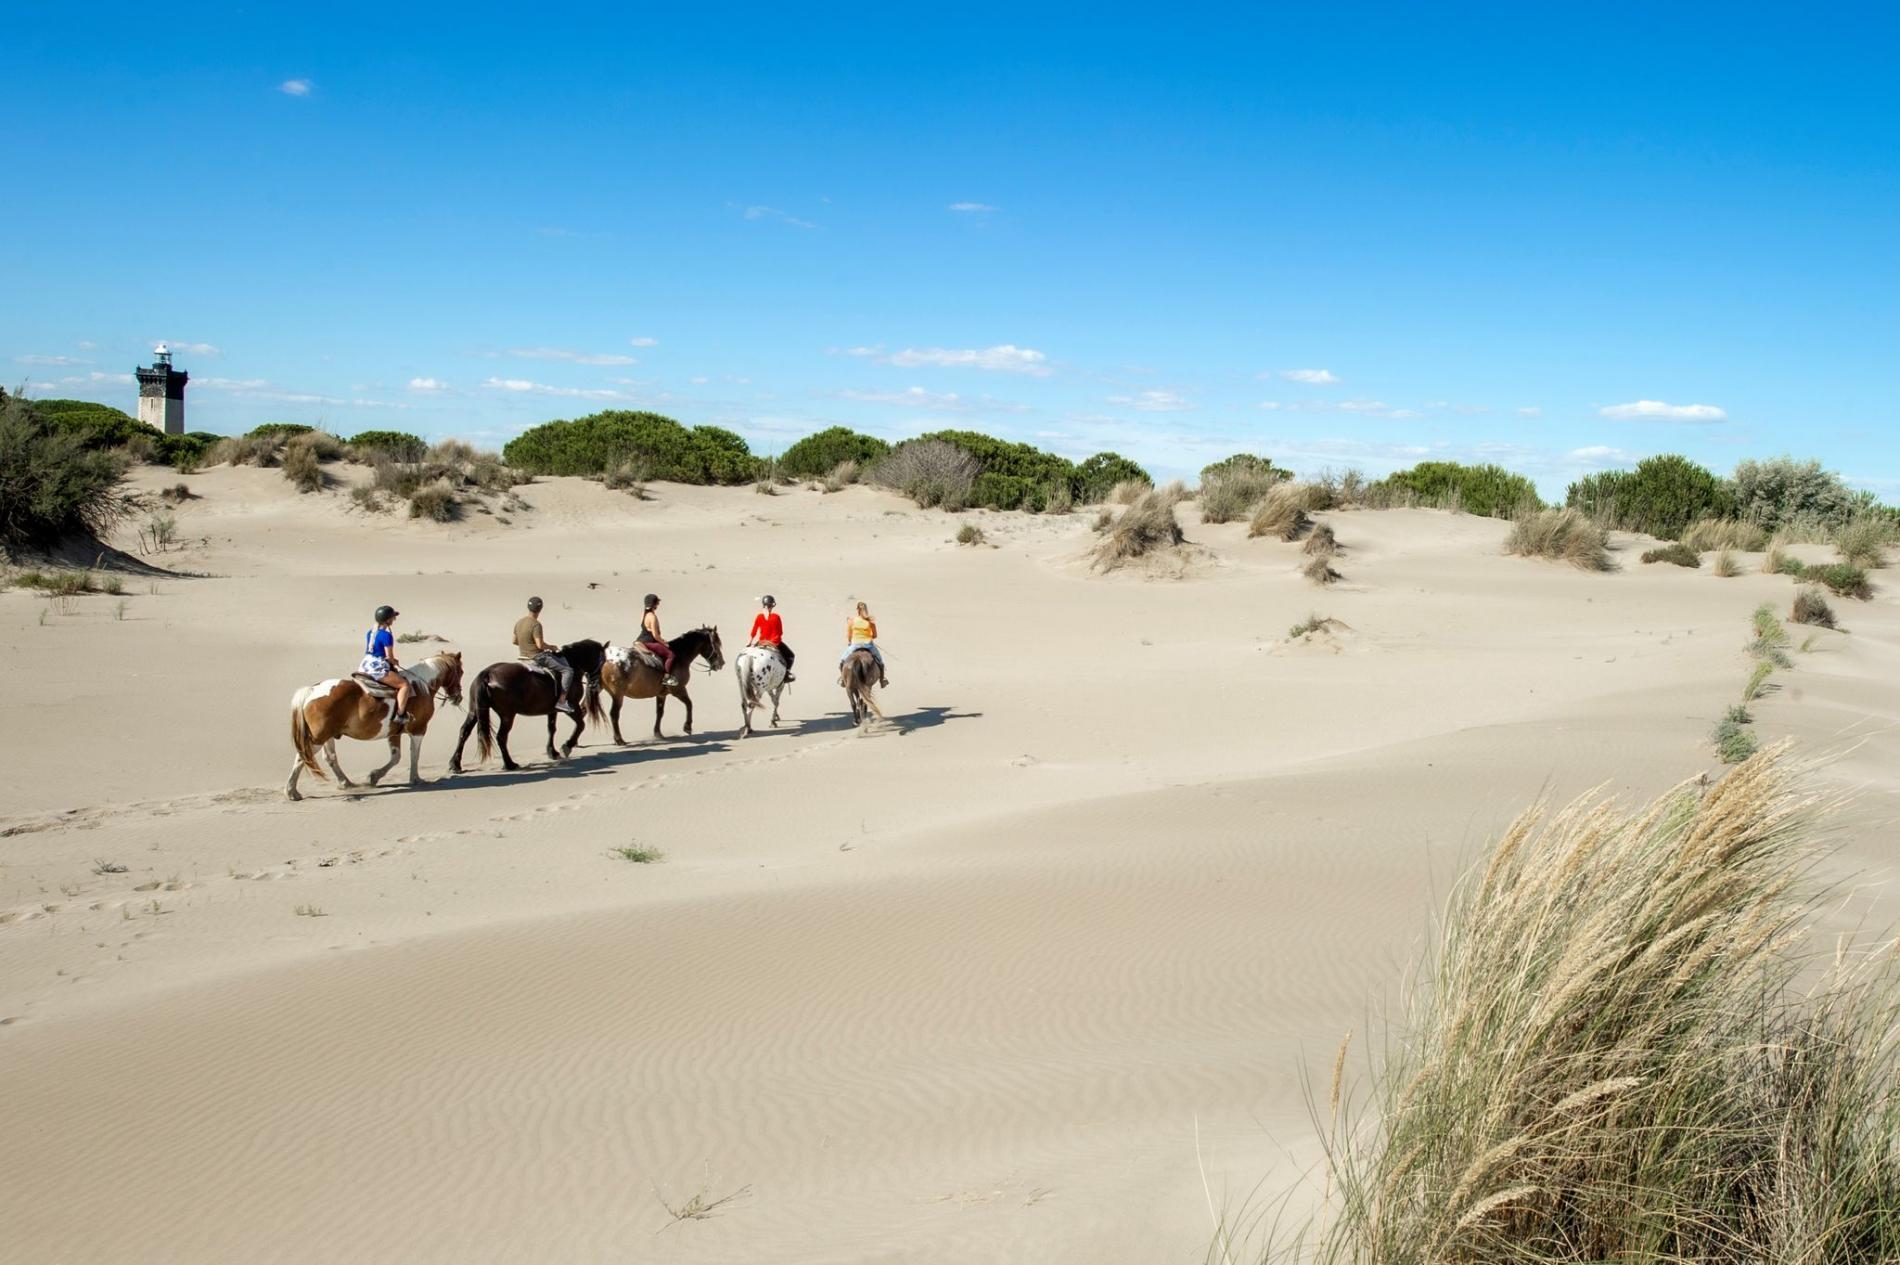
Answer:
[610, 690, 627, 745]
[679, 686, 694, 736]
[562, 709, 583, 758]
[449, 711, 477, 774]
[368, 734, 401, 785]
[770, 684, 782, 727]
[653, 690, 666, 740]
[408, 732, 422, 784]
[324, 739, 356, 787]
[545, 707, 562, 761]
[286, 756, 305, 801]
[496, 711, 520, 771]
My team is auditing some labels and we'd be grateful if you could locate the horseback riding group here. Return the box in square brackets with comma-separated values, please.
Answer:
[286, 592, 890, 800]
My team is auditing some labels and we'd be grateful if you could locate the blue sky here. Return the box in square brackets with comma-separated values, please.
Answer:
[5, 3, 1897, 495]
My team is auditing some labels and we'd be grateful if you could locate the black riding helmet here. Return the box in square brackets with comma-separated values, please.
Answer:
[374, 604, 399, 623]
[527, 596, 543, 612]
[643, 593, 660, 610]
[760, 594, 776, 608]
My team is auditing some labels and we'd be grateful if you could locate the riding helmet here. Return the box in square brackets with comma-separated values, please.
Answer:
[527, 596, 543, 612]
[643, 593, 660, 609]
[374, 604, 399, 622]
[760, 594, 776, 608]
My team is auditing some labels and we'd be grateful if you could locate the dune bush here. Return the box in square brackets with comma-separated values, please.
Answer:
[1641, 542, 1700, 568]
[350, 486, 391, 514]
[1090, 484, 1184, 571]
[1504, 508, 1612, 570]
[1680, 517, 1768, 552]
[247, 422, 313, 442]
[869, 439, 980, 509]
[600, 460, 649, 498]
[955, 523, 986, 546]
[1805, 562, 1872, 599]
[777, 426, 891, 478]
[1375, 461, 1541, 519]
[347, 429, 427, 463]
[1835, 514, 1895, 568]
[1790, 586, 1836, 629]
[1307, 466, 1369, 510]
[1731, 456, 1861, 532]
[1044, 480, 1074, 515]
[1074, 452, 1151, 503]
[207, 434, 280, 467]
[1253, 748, 1900, 1265]
[1248, 483, 1312, 541]
[0, 391, 132, 552]
[1565, 454, 1731, 539]
[1710, 715, 1760, 762]
[502, 410, 756, 483]
[281, 437, 325, 493]
[407, 479, 459, 522]
[1200, 464, 1288, 524]
[822, 459, 860, 492]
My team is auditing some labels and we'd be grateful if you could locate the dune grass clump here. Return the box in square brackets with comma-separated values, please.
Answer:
[956, 523, 986, 546]
[1090, 508, 1113, 533]
[1711, 547, 1741, 577]
[1090, 484, 1184, 571]
[206, 434, 280, 468]
[600, 459, 650, 499]
[1503, 507, 1611, 570]
[1742, 659, 1775, 703]
[1288, 613, 1332, 638]
[1247, 483, 1312, 541]
[1641, 541, 1699, 568]
[1045, 480, 1074, 515]
[407, 480, 459, 522]
[822, 459, 860, 493]
[1109, 478, 1151, 506]
[1790, 586, 1836, 629]
[1303, 554, 1342, 585]
[1199, 465, 1287, 524]
[1302, 522, 1339, 556]
[1251, 747, 1900, 1265]
[281, 437, 325, 493]
[1680, 517, 1768, 552]
[1747, 603, 1793, 668]
[1711, 716, 1761, 762]
[1805, 561, 1872, 600]
[1835, 514, 1895, 569]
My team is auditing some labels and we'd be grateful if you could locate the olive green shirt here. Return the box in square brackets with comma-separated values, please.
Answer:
[513, 615, 544, 658]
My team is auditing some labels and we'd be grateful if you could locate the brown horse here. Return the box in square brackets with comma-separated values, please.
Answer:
[600, 626, 726, 742]
[842, 647, 885, 727]
[448, 639, 608, 774]
[286, 652, 465, 800]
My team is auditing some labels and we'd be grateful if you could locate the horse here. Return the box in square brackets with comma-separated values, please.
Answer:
[286, 652, 466, 800]
[447, 639, 607, 774]
[733, 643, 790, 738]
[599, 626, 726, 742]
[841, 646, 885, 728]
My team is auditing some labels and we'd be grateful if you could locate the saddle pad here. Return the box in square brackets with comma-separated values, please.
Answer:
[608, 644, 664, 671]
[352, 672, 407, 698]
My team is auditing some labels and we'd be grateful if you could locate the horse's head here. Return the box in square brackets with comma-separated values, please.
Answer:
[699, 624, 725, 672]
[559, 638, 608, 676]
[437, 652, 465, 707]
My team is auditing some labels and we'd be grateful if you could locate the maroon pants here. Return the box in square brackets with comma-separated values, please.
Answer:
[642, 638, 675, 670]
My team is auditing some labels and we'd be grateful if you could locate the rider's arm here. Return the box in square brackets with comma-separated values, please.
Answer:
[867, 619, 877, 640]
[535, 626, 551, 652]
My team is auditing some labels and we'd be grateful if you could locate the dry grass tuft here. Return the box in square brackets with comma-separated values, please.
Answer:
[1247, 483, 1312, 541]
[1790, 586, 1836, 629]
[281, 437, 325, 493]
[1303, 554, 1343, 585]
[956, 523, 987, 546]
[1302, 522, 1339, 556]
[1244, 746, 1900, 1264]
[1835, 514, 1895, 569]
[1090, 484, 1185, 571]
[1711, 547, 1741, 577]
[823, 459, 860, 492]
[1641, 541, 1699, 568]
[1504, 508, 1612, 570]
[1681, 517, 1769, 552]
[206, 434, 279, 468]
[1199, 466, 1287, 523]
[1109, 478, 1152, 506]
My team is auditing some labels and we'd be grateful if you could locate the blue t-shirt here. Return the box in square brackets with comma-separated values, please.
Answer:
[365, 627, 395, 659]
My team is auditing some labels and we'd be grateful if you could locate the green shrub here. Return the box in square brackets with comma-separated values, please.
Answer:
[246, 422, 313, 441]
[1711, 716, 1759, 762]
[0, 391, 132, 551]
[1731, 456, 1860, 532]
[1791, 586, 1836, 628]
[955, 523, 986, 546]
[1774, 553, 1809, 577]
[1641, 541, 1700, 567]
[918, 429, 1078, 508]
[1074, 452, 1151, 502]
[1376, 461, 1541, 519]
[1504, 507, 1613, 570]
[1805, 562, 1872, 599]
[778, 426, 891, 478]
[1199, 453, 1289, 486]
[501, 410, 756, 483]
[348, 429, 427, 463]
[1565, 454, 1731, 539]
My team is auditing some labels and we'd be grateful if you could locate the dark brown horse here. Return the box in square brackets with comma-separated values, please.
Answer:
[448, 639, 607, 773]
[600, 626, 726, 742]
[842, 647, 885, 727]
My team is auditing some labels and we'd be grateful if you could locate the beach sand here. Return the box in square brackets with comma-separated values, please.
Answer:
[3, 468, 1896, 1263]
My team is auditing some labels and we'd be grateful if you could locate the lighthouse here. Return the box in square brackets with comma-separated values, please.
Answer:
[136, 343, 189, 435]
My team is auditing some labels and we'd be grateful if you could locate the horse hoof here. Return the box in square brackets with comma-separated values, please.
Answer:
[286, 789, 302, 802]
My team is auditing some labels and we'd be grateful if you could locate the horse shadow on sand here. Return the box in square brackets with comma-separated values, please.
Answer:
[766, 704, 981, 738]
[416, 732, 735, 792]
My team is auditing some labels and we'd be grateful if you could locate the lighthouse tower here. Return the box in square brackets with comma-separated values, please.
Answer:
[136, 343, 189, 435]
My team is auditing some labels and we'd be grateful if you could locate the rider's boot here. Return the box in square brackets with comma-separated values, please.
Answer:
[557, 697, 581, 717]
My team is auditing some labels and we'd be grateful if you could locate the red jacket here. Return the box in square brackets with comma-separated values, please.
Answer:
[750, 611, 783, 644]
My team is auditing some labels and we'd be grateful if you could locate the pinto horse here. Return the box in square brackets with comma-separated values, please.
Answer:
[733, 644, 789, 738]
[599, 626, 726, 742]
[448, 639, 607, 774]
[286, 652, 465, 800]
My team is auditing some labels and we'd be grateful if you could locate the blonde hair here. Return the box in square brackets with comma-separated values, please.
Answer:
[855, 601, 870, 617]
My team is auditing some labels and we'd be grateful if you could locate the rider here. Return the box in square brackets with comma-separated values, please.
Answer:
[513, 596, 581, 717]
[639, 593, 681, 687]
[748, 594, 795, 682]
[360, 604, 414, 726]
[838, 600, 887, 688]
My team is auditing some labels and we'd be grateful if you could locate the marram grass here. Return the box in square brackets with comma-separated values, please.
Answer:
[1218, 746, 1900, 1265]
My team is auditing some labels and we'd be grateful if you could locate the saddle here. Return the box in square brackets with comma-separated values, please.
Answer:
[516, 657, 560, 683]
[353, 670, 414, 700]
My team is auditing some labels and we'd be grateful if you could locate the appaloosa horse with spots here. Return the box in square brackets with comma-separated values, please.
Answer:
[448, 639, 608, 774]
[286, 652, 465, 800]
[599, 626, 726, 742]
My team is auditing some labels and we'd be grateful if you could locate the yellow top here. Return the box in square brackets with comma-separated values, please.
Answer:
[848, 615, 876, 643]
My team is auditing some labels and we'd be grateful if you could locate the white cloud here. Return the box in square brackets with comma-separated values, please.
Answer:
[15, 354, 88, 366]
[884, 344, 1051, 376]
[1517, 406, 1543, 418]
[1277, 368, 1339, 385]
[505, 346, 638, 366]
[1568, 445, 1636, 463]
[1107, 389, 1194, 412]
[76, 340, 96, 350]
[1260, 397, 1416, 419]
[1599, 399, 1728, 423]
[482, 376, 624, 400]
[948, 201, 998, 213]
[628, 337, 658, 347]
[742, 205, 818, 229]
[689, 375, 710, 385]
[86, 371, 133, 385]
[840, 387, 963, 409]
[279, 79, 311, 97]
[407, 377, 448, 392]
[196, 376, 272, 391]
[162, 340, 220, 356]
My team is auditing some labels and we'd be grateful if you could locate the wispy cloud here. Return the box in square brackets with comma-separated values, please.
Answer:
[742, 205, 819, 229]
[279, 79, 312, 97]
[483, 376, 624, 400]
[1599, 399, 1728, 423]
[948, 201, 998, 214]
[628, 336, 658, 347]
[1274, 368, 1340, 385]
[15, 353, 89, 366]
[503, 346, 637, 366]
[407, 377, 449, 393]
[845, 344, 1051, 376]
[1259, 397, 1419, 419]
[1517, 406, 1543, 418]
[158, 340, 220, 357]
[1568, 444, 1638, 464]
[1107, 389, 1194, 412]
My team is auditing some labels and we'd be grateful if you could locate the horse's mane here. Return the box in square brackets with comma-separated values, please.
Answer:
[558, 638, 608, 671]
[667, 625, 718, 650]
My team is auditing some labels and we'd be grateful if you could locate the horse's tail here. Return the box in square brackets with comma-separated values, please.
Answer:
[471, 671, 496, 764]
[583, 671, 605, 723]
[290, 689, 325, 780]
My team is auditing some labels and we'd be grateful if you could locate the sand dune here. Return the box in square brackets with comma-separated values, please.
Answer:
[2, 469, 1896, 1263]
